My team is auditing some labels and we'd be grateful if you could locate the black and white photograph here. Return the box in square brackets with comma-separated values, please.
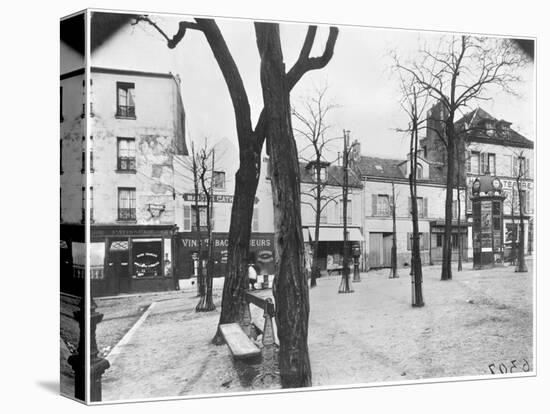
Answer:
[57, 4, 538, 407]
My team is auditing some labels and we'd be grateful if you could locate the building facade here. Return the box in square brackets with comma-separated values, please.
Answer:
[173, 139, 275, 279]
[356, 149, 467, 270]
[421, 103, 534, 261]
[299, 161, 363, 272]
[61, 16, 189, 296]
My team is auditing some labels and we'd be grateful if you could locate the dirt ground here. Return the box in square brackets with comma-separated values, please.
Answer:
[87, 260, 533, 401]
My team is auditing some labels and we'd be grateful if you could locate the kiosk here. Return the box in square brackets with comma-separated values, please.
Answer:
[471, 171, 506, 269]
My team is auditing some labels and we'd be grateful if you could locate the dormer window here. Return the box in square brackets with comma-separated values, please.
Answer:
[416, 164, 423, 180]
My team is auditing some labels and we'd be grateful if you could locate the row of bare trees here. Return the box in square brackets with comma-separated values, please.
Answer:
[392, 35, 529, 282]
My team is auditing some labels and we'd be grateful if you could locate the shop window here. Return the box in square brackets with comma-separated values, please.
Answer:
[117, 138, 136, 171]
[132, 239, 162, 277]
[118, 187, 136, 221]
[116, 82, 136, 118]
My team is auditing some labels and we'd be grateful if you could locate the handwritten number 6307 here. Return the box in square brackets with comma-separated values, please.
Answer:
[488, 359, 529, 374]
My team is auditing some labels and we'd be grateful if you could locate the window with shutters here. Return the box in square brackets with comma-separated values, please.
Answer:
[408, 197, 428, 218]
[339, 199, 352, 224]
[470, 151, 480, 174]
[488, 153, 496, 175]
[320, 197, 328, 224]
[183, 205, 191, 231]
[407, 232, 429, 250]
[452, 200, 458, 219]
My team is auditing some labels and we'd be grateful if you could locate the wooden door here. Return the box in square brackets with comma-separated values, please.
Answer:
[382, 234, 393, 267]
[369, 233, 383, 268]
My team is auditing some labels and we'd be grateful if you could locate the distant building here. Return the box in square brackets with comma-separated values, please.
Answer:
[173, 139, 275, 279]
[299, 160, 363, 272]
[355, 145, 468, 270]
[421, 103, 534, 260]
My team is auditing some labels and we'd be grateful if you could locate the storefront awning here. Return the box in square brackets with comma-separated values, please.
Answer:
[308, 227, 363, 242]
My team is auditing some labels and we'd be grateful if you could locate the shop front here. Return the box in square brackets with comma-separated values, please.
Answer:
[60, 223, 86, 296]
[176, 232, 275, 280]
[303, 226, 362, 273]
[429, 220, 469, 264]
[91, 224, 177, 297]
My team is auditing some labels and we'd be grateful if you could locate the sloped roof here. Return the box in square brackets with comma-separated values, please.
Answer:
[299, 163, 362, 188]
[355, 156, 406, 180]
[455, 107, 533, 149]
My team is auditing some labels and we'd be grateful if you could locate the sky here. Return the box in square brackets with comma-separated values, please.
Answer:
[91, 12, 535, 160]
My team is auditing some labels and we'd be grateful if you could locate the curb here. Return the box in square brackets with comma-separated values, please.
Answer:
[106, 301, 157, 363]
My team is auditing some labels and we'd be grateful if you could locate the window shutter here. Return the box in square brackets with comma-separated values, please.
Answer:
[183, 205, 191, 231]
[407, 232, 412, 251]
[480, 152, 486, 174]
[423, 198, 428, 218]
[423, 233, 429, 251]
[466, 151, 471, 173]
[513, 156, 518, 177]
[372, 194, 377, 216]
[526, 158, 530, 178]
[408, 197, 412, 217]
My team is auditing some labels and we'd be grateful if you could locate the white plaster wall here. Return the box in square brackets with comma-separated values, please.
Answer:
[88, 72, 179, 225]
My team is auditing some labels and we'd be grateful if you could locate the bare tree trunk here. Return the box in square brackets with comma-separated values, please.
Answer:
[456, 160, 463, 271]
[441, 121, 455, 281]
[339, 130, 353, 293]
[390, 181, 398, 278]
[410, 118, 424, 306]
[516, 177, 528, 272]
[204, 150, 216, 310]
[212, 147, 260, 341]
[311, 168, 322, 288]
[256, 22, 311, 388]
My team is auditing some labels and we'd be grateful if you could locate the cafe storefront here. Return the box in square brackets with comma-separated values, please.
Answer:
[90, 224, 178, 297]
[176, 232, 275, 280]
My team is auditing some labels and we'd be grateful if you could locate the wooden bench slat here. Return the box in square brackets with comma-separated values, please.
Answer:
[219, 323, 261, 359]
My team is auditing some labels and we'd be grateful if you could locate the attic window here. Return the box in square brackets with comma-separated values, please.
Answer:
[375, 165, 383, 171]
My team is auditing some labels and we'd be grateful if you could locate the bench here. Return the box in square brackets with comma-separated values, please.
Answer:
[219, 323, 261, 359]
[219, 291, 277, 360]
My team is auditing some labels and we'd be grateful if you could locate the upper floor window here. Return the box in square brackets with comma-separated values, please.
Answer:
[117, 138, 136, 172]
[213, 171, 226, 190]
[409, 196, 428, 218]
[469, 151, 480, 174]
[252, 207, 259, 232]
[320, 197, 328, 224]
[514, 156, 529, 178]
[116, 82, 135, 118]
[118, 187, 136, 221]
[339, 199, 352, 224]
[372, 194, 390, 217]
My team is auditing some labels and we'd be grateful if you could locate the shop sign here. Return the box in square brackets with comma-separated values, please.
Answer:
[183, 193, 259, 204]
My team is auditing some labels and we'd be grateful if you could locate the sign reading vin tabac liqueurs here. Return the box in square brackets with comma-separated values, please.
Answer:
[182, 193, 259, 204]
